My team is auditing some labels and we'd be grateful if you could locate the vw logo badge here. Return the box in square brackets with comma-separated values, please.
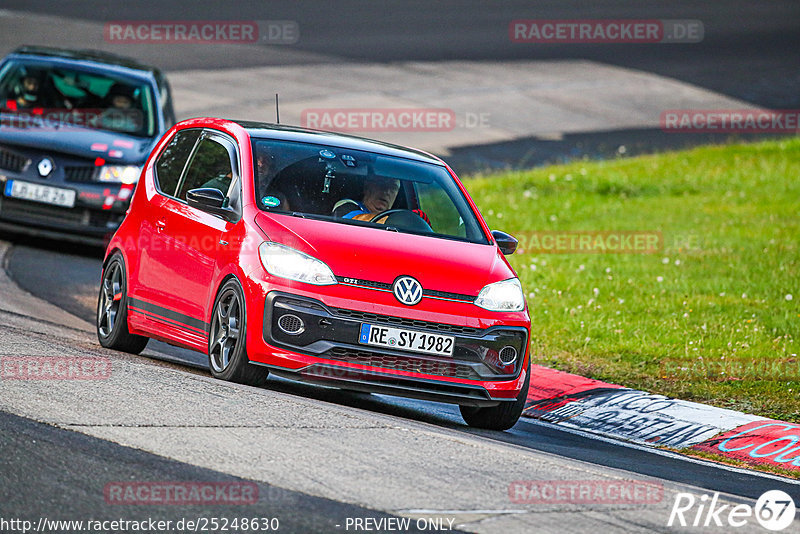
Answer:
[393, 276, 423, 306]
[37, 157, 54, 177]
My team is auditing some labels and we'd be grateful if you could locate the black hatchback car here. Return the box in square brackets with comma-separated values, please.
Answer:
[0, 46, 175, 245]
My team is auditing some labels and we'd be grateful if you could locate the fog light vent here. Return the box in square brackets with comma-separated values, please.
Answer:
[498, 346, 517, 365]
[278, 314, 305, 335]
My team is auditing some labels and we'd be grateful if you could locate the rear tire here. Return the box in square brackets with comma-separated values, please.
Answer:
[208, 278, 269, 387]
[96, 253, 149, 354]
[460, 362, 530, 431]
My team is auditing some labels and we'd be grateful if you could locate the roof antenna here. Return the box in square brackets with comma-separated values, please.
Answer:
[275, 93, 280, 124]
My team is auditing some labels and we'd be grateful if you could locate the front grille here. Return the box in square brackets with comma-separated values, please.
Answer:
[324, 347, 481, 380]
[65, 166, 97, 182]
[337, 276, 475, 302]
[426, 289, 476, 302]
[0, 147, 28, 173]
[330, 307, 482, 335]
[0, 198, 86, 225]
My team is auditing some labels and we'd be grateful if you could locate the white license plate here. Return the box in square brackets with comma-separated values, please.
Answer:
[4, 180, 76, 208]
[359, 323, 455, 357]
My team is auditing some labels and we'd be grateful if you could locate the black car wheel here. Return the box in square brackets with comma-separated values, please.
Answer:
[96, 253, 149, 354]
[208, 278, 269, 386]
[460, 362, 530, 431]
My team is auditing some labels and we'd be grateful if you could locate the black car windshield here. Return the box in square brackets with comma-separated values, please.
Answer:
[252, 138, 488, 244]
[0, 59, 156, 137]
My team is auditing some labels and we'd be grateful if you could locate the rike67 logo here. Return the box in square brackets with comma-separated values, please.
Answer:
[668, 490, 796, 531]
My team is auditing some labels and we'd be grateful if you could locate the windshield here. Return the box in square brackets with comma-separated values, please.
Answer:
[0, 59, 156, 137]
[252, 138, 488, 244]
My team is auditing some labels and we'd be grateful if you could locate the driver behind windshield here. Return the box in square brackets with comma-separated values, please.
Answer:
[15, 75, 41, 107]
[332, 176, 430, 225]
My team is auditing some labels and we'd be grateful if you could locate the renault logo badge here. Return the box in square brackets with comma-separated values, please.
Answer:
[393, 276, 423, 306]
[37, 157, 54, 177]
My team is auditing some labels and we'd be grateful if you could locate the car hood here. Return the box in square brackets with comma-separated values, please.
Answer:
[0, 122, 155, 164]
[254, 212, 513, 297]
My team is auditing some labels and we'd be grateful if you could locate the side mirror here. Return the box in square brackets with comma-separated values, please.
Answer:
[187, 188, 238, 222]
[491, 230, 518, 255]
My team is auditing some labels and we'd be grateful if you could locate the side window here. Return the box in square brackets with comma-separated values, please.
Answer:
[158, 77, 176, 127]
[415, 182, 466, 237]
[177, 137, 233, 201]
[154, 129, 200, 196]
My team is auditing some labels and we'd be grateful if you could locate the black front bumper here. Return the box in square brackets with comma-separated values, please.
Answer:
[261, 292, 528, 405]
[0, 195, 125, 246]
[0, 144, 130, 245]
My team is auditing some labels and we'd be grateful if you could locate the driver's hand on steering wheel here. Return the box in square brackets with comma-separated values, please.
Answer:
[412, 209, 430, 226]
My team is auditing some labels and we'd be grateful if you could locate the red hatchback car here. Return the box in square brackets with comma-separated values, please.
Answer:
[97, 118, 531, 430]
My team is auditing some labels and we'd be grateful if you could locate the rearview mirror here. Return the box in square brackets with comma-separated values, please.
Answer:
[491, 230, 518, 255]
[187, 188, 238, 222]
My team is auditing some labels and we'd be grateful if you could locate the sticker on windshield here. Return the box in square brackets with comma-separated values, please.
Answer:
[319, 149, 336, 159]
[261, 196, 281, 207]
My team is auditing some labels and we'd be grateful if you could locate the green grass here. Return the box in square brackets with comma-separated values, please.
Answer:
[464, 138, 800, 422]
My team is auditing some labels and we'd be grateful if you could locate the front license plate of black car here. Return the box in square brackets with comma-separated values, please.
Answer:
[4, 180, 76, 208]
[358, 323, 454, 357]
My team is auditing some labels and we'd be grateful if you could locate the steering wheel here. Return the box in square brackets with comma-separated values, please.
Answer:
[369, 209, 433, 232]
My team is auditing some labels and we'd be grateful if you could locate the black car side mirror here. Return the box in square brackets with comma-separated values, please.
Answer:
[187, 188, 238, 222]
[491, 230, 518, 255]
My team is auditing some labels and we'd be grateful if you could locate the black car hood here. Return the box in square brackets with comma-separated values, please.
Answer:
[0, 123, 156, 164]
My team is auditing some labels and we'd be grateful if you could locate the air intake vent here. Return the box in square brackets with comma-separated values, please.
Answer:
[498, 346, 517, 365]
[278, 314, 305, 335]
[0, 147, 28, 173]
[65, 166, 97, 182]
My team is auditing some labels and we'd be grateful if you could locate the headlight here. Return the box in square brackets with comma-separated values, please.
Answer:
[474, 278, 525, 312]
[258, 242, 337, 286]
[98, 165, 141, 184]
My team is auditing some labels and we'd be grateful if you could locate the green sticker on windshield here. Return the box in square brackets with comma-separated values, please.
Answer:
[262, 196, 281, 207]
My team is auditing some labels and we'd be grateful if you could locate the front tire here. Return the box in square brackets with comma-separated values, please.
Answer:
[460, 362, 530, 431]
[96, 253, 149, 354]
[208, 278, 269, 386]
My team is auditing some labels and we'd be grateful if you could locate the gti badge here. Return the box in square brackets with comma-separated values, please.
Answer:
[393, 276, 423, 306]
[37, 157, 54, 177]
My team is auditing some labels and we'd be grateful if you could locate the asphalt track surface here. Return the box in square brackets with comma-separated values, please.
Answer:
[0, 410, 440, 533]
[3, 236, 800, 507]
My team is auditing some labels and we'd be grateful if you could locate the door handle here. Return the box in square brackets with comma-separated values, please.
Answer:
[156, 218, 167, 232]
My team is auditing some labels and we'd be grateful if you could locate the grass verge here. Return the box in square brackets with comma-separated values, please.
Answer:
[465, 137, 800, 422]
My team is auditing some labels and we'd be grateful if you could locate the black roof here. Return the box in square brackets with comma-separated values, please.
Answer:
[234, 120, 443, 165]
[11, 46, 163, 77]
